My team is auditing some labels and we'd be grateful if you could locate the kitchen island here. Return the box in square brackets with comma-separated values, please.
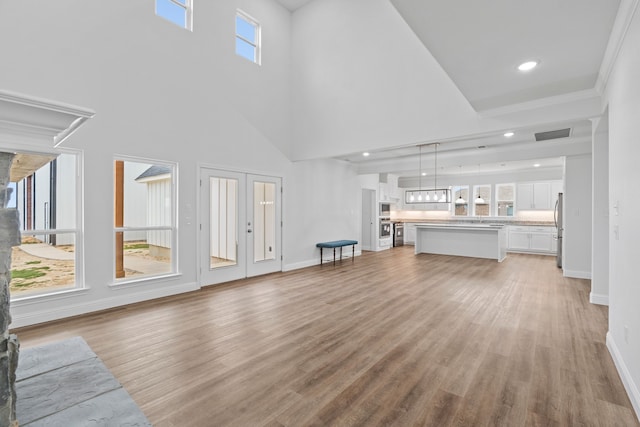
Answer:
[415, 223, 507, 262]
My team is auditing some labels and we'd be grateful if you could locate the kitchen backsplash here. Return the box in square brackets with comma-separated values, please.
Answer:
[392, 209, 555, 223]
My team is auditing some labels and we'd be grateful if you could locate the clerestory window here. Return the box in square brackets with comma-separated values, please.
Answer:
[236, 10, 261, 64]
[156, 0, 192, 31]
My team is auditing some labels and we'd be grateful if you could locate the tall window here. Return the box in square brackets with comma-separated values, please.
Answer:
[10, 151, 82, 299]
[156, 0, 192, 30]
[236, 10, 261, 64]
[495, 183, 515, 217]
[472, 185, 491, 216]
[453, 186, 469, 216]
[114, 159, 177, 282]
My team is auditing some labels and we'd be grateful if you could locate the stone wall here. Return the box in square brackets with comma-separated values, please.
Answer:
[0, 152, 20, 427]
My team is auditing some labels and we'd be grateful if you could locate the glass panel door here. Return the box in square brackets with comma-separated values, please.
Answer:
[200, 168, 246, 285]
[246, 174, 281, 277]
[200, 169, 281, 286]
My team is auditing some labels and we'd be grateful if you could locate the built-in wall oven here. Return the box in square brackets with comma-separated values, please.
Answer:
[379, 220, 392, 238]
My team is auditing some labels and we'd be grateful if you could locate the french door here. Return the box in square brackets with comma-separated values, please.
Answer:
[199, 168, 282, 286]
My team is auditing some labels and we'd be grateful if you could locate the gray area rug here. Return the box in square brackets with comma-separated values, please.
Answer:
[16, 336, 152, 426]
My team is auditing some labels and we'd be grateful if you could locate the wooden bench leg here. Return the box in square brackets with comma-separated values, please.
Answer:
[333, 248, 336, 265]
[352, 244, 355, 262]
[320, 247, 323, 265]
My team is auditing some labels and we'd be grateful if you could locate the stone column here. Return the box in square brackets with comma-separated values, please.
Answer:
[0, 152, 20, 427]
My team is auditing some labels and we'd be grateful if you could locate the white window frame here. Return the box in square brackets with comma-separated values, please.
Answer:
[9, 146, 85, 301]
[112, 156, 179, 285]
[472, 184, 492, 216]
[155, 0, 193, 31]
[495, 183, 516, 217]
[452, 185, 469, 216]
[236, 10, 261, 65]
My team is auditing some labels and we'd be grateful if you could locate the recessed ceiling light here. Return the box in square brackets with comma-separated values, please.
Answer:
[533, 163, 541, 168]
[504, 132, 515, 137]
[518, 61, 538, 71]
[421, 172, 427, 176]
[362, 152, 370, 157]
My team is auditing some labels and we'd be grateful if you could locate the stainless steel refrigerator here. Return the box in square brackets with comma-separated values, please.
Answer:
[554, 193, 563, 268]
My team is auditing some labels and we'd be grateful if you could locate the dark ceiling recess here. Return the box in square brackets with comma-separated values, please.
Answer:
[534, 128, 571, 141]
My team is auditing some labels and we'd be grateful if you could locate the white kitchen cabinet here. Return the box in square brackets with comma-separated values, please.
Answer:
[508, 230, 531, 250]
[404, 223, 417, 245]
[507, 225, 556, 254]
[530, 232, 553, 252]
[517, 182, 551, 210]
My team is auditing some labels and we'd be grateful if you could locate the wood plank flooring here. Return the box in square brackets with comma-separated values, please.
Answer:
[13, 247, 639, 426]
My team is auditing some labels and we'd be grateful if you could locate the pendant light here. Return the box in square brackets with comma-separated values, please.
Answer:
[406, 142, 451, 204]
[474, 164, 485, 204]
[455, 165, 466, 204]
[417, 144, 423, 201]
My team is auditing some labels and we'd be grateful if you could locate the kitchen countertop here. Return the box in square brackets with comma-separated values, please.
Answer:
[394, 219, 554, 226]
[415, 223, 506, 230]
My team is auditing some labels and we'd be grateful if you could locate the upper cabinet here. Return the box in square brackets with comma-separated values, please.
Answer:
[516, 181, 562, 211]
[378, 173, 400, 202]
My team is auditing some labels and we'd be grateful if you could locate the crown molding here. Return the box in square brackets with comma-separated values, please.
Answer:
[0, 89, 95, 148]
[595, 0, 640, 95]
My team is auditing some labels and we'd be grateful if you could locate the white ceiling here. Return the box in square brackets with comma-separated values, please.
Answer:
[342, 119, 592, 178]
[389, 0, 620, 111]
[275, 0, 315, 12]
[279, 0, 620, 178]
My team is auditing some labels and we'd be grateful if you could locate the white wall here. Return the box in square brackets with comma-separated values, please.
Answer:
[591, 113, 609, 305]
[284, 159, 360, 270]
[563, 154, 592, 279]
[602, 0, 640, 418]
[0, 0, 301, 326]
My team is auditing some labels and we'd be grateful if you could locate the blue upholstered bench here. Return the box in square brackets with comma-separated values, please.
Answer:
[316, 240, 358, 265]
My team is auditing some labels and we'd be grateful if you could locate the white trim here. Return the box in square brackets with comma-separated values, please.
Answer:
[155, 0, 193, 31]
[0, 89, 94, 148]
[607, 332, 640, 423]
[5, 147, 86, 300]
[283, 251, 362, 272]
[596, 0, 640, 95]
[110, 273, 183, 289]
[0, 89, 95, 119]
[112, 156, 179, 282]
[10, 281, 199, 329]
[563, 269, 592, 279]
[11, 287, 90, 305]
[589, 292, 609, 306]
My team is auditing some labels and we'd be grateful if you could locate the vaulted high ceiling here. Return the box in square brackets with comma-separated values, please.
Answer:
[278, 0, 621, 177]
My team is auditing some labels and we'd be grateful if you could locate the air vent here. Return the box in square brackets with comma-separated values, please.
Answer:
[534, 128, 571, 141]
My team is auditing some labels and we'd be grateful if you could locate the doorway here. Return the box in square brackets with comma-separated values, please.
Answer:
[199, 167, 282, 286]
[361, 189, 375, 251]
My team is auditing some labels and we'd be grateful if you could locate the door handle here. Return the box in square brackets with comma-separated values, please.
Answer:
[247, 229, 252, 233]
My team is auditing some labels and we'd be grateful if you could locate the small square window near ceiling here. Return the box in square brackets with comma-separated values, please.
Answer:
[156, 0, 192, 31]
[236, 11, 261, 64]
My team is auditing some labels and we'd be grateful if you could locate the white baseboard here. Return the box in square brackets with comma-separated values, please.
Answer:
[284, 251, 362, 272]
[607, 332, 640, 423]
[10, 281, 199, 329]
[590, 292, 609, 306]
[563, 269, 592, 279]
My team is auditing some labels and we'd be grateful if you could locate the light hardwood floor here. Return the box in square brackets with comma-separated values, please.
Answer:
[13, 248, 639, 426]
